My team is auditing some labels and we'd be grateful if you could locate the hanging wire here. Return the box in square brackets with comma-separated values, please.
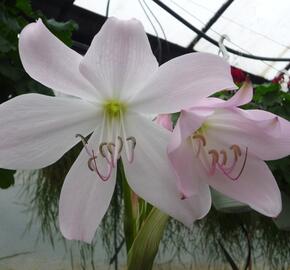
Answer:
[106, 0, 111, 17]
[142, 0, 170, 60]
[138, 0, 163, 62]
[151, 0, 290, 62]
[142, 0, 168, 42]
[170, 0, 287, 75]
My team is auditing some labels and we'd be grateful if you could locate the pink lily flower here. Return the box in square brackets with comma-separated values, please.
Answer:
[168, 80, 290, 217]
[155, 114, 173, 131]
[0, 18, 236, 242]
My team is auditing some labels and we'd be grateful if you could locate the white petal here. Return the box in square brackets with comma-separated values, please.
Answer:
[123, 114, 211, 225]
[59, 130, 116, 243]
[19, 19, 98, 101]
[130, 52, 236, 114]
[0, 94, 100, 169]
[80, 17, 158, 100]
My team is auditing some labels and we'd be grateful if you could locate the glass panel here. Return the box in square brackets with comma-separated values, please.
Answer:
[74, 0, 223, 47]
[194, 0, 290, 79]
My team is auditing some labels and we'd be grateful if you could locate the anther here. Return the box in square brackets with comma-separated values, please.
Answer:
[126, 136, 137, 163]
[108, 137, 124, 155]
[230, 144, 242, 161]
[107, 142, 115, 155]
[220, 150, 227, 166]
[88, 157, 96, 171]
[208, 149, 219, 164]
[99, 142, 108, 158]
[75, 134, 88, 145]
[192, 134, 206, 146]
[126, 136, 136, 149]
[208, 149, 219, 175]
[76, 133, 92, 157]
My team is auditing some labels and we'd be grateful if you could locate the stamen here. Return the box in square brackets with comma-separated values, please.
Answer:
[126, 136, 136, 149]
[217, 147, 248, 181]
[208, 149, 219, 175]
[192, 134, 206, 146]
[99, 142, 113, 166]
[107, 142, 115, 155]
[119, 110, 137, 164]
[99, 142, 108, 158]
[107, 137, 124, 167]
[87, 150, 112, 181]
[230, 144, 242, 161]
[219, 150, 227, 166]
[126, 136, 137, 163]
[76, 134, 92, 157]
[75, 134, 88, 144]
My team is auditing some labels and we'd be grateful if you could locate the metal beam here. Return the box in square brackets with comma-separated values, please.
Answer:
[188, 0, 234, 48]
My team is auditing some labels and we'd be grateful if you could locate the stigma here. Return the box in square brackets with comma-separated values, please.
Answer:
[191, 132, 248, 181]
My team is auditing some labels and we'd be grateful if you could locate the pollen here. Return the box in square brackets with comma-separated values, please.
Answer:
[103, 99, 127, 119]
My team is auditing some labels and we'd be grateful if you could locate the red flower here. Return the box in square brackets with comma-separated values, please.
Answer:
[231, 66, 246, 84]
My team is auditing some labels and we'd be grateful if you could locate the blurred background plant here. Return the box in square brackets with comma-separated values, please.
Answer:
[1, 0, 290, 269]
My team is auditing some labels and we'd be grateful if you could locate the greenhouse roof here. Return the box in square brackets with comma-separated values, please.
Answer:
[73, 0, 290, 80]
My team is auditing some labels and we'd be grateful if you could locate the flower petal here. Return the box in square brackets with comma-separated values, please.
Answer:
[123, 114, 211, 225]
[168, 109, 213, 197]
[59, 130, 116, 243]
[0, 94, 100, 169]
[190, 79, 253, 109]
[221, 79, 253, 107]
[80, 17, 158, 100]
[168, 139, 209, 199]
[155, 114, 173, 131]
[19, 19, 98, 101]
[206, 156, 281, 217]
[168, 109, 214, 153]
[207, 108, 290, 160]
[130, 52, 236, 114]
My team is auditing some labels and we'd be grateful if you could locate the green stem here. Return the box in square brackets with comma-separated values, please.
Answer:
[127, 208, 169, 270]
[118, 159, 136, 253]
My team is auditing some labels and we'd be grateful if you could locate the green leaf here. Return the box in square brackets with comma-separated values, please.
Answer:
[0, 169, 15, 189]
[15, 0, 33, 16]
[127, 208, 169, 270]
[45, 19, 78, 46]
[0, 35, 15, 53]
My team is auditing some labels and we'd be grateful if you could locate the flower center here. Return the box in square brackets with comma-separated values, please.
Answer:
[103, 99, 127, 119]
[76, 99, 136, 182]
[191, 131, 248, 181]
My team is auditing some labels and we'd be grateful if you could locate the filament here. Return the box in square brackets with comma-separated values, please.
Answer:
[88, 149, 112, 181]
[217, 147, 248, 181]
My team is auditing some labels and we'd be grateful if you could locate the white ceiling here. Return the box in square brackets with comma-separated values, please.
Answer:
[74, 0, 290, 80]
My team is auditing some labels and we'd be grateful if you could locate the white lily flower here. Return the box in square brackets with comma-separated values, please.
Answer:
[0, 18, 236, 242]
